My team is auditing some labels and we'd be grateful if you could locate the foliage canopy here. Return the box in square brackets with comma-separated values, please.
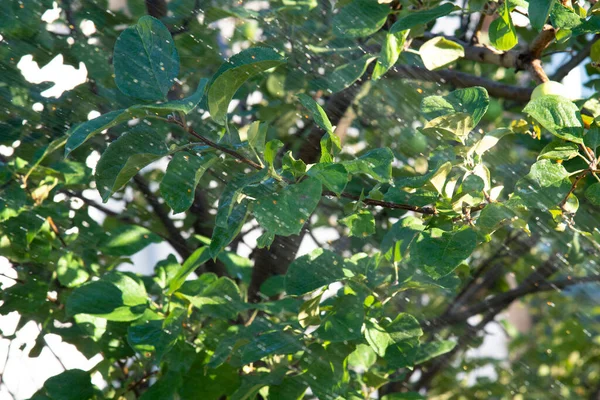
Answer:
[2, 0, 600, 399]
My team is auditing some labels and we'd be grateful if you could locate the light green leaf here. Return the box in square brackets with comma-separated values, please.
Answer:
[538, 140, 579, 161]
[343, 148, 394, 182]
[348, 344, 377, 370]
[114, 16, 180, 101]
[298, 93, 333, 133]
[419, 37, 464, 71]
[411, 228, 477, 279]
[208, 47, 286, 125]
[340, 210, 376, 237]
[168, 247, 212, 295]
[390, 3, 459, 33]
[421, 87, 489, 126]
[66, 272, 148, 321]
[420, 112, 474, 144]
[529, 0, 556, 31]
[332, 0, 390, 38]
[585, 182, 600, 206]
[99, 225, 162, 256]
[160, 152, 218, 214]
[65, 79, 208, 156]
[319, 131, 343, 163]
[307, 163, 348, 195]
[373, 31, 407, 80]
[514, 160, 572, 210]
[95, 126, 169, 202]
[56, 253, 89, 288]
[285, 248, 345, 295]
[489, 1, 518, 51]
[524, 95, 584, 144]
[253, 177, 322, 236]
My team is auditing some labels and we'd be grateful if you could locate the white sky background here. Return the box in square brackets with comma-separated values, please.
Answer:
[0, 2, 591, 399]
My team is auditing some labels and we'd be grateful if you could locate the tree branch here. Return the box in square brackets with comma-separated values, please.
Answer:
[388, 65, 533, 102]
[552, 35, 600, 82]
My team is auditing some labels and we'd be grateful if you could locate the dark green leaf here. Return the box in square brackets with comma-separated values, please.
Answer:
[114, 16, 179, 101]
[178, 273, 243, 319]
[127, 309, 183, 359]
[241, 331, 304, 364]
[208, 47, 286, 125]
[585, 182, 600, 206]
[524, 95, 584, 144]
[332, 0, 390, 38]
[285, 248, 346, 295]
[529, 0, 556, 31]
[390, 3, 459, 33]
[209, 201, 249, 258]
[95, 126, 169, 202]
[161, 152, 218, 213]
[254, 177, 322, 236]
[168, 247, 212, 294]
[66, 272, 148, 321]
[315, 54, 376, 93]
[411, 228, 477, 279]
[340, 210, 376, 237]
[514, 160, 572, 210]
[415, 340, 456, 364]
[307, 163, 348, 195]
[316, 294, 364, 342]
[43, 369, 94, 400]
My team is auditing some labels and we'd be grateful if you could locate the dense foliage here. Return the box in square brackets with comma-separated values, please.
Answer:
[2, 0, 600, 398]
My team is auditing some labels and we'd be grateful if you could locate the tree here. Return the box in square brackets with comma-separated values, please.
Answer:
[1, 0, 600, 398]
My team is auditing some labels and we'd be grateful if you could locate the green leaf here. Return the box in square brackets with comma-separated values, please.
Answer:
[256, 231, 275, 249]
[381, 217, 425, 262]
[264, 139, 284, 171]
[56, 253, 89, 288]
[99, 225, 162, 256]
[316, 54, 376, 93]
[529, 0, 556, 31]
[476, 203, 516, 235]
[343, 148, 394, 182]
[66, 272, 148, 321]
[514, 160, 572, 210]
[316, 294, 364, 342]
[64, 79, 208, 156]
[253, 177, 322, 236]
[285, 248, 346, 295]
[215, 169, 269, 229]
[177, 274, 243, 319]
[415, 340, 456, 364]
[420, 112, 474, 144]
[247, 121, 268, 154]
[411, 228, 477, 279]
[307, 163, 348, 195]
[489, 1, 518, 51]
[298, 293, 323, 328]
[373, 31, 407, 80]
[419, 37, 464, 71]
[168, 247, 212, 295]
[365, 318, 394, 357]
[348, 344, 377, 370]
[319, 131, 343, 163]
[95, 126, 168, 202]
[127, 310, 183, 359]
[421, 87, 489, 126]
[585, 124, 600, 152]
[42, 369, 95, 400]
[381, 393, 425, 400]
[179, 358, 240, 400]
[332, 0, 390, 38]
[550, 2, 582, 30]
[390, 3, 459, 33]
[387, 313, 423, 342]
[114, 16, 180, 101]
[297, 93, 333, 133]
[208, 47, 286, 125]
[241, 331, 304, 364]
[585, 182, 600, 206]
[524, 95, 584, 144]
[538, 140, 579, 161]
[209, 201, 249, 258]
[161, 152, 218, 213]
[340, 210, 376, 237]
